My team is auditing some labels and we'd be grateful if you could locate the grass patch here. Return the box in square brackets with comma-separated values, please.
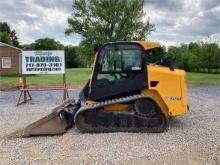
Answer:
[186, 72, 220, 85]
[0, 68, 220, 87]
[0, 68, 91, 87]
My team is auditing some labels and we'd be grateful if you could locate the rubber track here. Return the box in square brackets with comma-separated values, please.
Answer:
[74, 94, 168, 133]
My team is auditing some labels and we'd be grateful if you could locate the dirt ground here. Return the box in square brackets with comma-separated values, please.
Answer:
[0, 86, 219, 165]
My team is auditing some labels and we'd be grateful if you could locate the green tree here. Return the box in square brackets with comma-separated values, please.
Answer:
[0, 32, 12, 45]
[10, 30, 19, 47]
[0, 22, 20, 47]
[65, 0, 155, 66]
[21, 43, 35, 50]
[33, 38, 64, 50]
[188, 42, 203, 71]
[65, 46, 79, 68]
[200, 43, 219, 72]
[168, 42, 220, 72]
[217, 47, 220, 69]
[76, 40, 95, 66]
[0, 22, 11, 34]
[168, 45, 191, 71]
[147, 46, 167, 63]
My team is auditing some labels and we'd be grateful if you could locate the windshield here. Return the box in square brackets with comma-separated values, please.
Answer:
[97, 44, 143, 81]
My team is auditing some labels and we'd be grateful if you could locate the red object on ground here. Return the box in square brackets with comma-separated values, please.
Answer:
[18, 77, 24, 89]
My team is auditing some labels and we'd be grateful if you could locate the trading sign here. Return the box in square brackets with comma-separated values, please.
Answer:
[22, 50, 65, 74]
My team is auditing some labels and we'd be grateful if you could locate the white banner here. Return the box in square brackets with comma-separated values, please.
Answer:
[22, 50, 65, 74]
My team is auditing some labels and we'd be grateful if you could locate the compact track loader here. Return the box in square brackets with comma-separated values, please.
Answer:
[21, 41, 188, 137]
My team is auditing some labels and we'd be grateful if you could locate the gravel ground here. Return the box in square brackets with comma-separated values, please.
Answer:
[0, 86, 219, 165]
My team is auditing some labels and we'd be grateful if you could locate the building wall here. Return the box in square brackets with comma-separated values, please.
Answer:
[0, 46, 21, 75]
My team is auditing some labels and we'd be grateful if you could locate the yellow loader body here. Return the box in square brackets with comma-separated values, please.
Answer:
[18, 41, 189, 137]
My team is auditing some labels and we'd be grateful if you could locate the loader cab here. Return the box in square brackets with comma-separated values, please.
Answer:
[88, 42, 147, 100]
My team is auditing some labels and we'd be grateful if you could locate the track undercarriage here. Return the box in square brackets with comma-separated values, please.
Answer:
[21, 94, 167, 137]
[75, 94, 168, 133]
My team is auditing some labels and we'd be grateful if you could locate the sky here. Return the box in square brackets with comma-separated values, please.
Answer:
[0, 0, 219, 46]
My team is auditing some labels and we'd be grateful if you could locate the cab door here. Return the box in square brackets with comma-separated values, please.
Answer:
[88, 43, 147, 101]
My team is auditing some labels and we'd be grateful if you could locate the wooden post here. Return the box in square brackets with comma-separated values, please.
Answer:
[23, 76, 27, 103]
[63, 73, 69, 101]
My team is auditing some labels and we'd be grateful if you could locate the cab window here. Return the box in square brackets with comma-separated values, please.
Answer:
[97, 44, 143, 81]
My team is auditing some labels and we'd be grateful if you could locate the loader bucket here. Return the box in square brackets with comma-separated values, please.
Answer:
[22, 99, 75, 137]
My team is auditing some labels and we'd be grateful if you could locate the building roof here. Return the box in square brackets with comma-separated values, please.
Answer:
[0, 41, 22, 51]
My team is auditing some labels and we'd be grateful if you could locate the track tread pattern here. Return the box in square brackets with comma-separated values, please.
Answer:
[74, 94, 168, 133]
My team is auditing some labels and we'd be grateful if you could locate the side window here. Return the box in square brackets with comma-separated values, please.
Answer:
[101, 50, 122, 72]
[2, 57, 12, 68]
[97, 44, 143, 81]
[122, 49, 142, 71]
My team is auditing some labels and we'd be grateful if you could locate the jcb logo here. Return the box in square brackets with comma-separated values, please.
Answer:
[166, 96, 181, 101]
